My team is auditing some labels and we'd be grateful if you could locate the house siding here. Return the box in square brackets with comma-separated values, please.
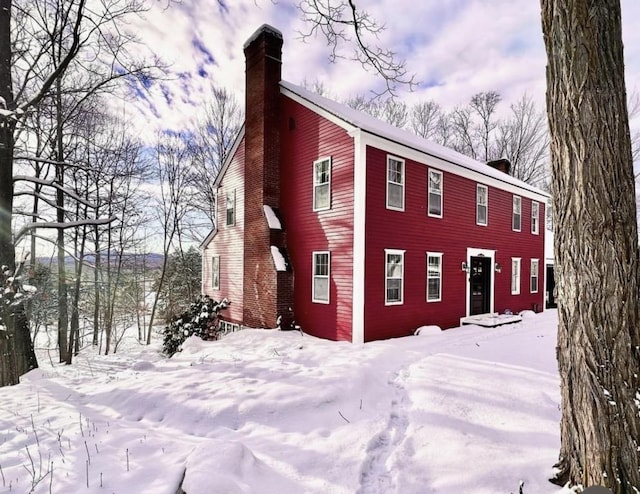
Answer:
[202, 139, 246, 324]
[279, 95, 355, 341]
[363, 146, 544, 341]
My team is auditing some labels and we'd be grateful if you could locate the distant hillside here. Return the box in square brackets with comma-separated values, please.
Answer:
[37, 252, 164, 269]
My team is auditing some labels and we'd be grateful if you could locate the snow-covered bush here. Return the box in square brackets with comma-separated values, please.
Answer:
[162, 295, 229, 356]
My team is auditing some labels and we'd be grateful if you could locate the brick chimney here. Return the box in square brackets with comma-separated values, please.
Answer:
[242, 25, 293, 329]
[486, 158, 512, 174]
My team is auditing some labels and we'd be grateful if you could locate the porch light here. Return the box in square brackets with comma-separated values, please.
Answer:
[461, 261, 469, 272]
[495, 263, 502, 273]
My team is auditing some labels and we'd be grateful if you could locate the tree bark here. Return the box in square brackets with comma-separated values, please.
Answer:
[0, 0, 15, 270]
[541, 0, 640, 491]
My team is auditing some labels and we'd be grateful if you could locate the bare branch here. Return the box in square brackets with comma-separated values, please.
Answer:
[297, 0, 417, 97]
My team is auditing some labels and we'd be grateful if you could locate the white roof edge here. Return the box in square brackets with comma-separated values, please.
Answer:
[279, 80, 549, 198]
[199, 228, 217, 250]
[213, 125, 245, 189]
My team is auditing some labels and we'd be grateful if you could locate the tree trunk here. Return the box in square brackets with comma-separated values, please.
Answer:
[55, 78, 68, 363]
[541, 0, 640, 491]
[0, 0, 15, 271]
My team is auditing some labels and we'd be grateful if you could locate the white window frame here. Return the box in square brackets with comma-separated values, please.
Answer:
[385, 249, 405, 305]
[428, 169, 443, 218]
[511, 257, 521, 295]
[530, 258, 539, 293]
[312, 251, 330, 303]
[226, 189, 236, 226]
[426, 252, 443, 302]
[531, 201, 540, 235]
[512, 195, 522, 232]
[476, 184, 488, 226]
[313, 157, 332, 211]
[386, 155, 405, 211]
[211, 255, 220, 290]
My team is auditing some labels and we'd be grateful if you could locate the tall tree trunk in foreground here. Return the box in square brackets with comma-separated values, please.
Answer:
[0, 0, 15, 271]
[541, 0, 640, 491]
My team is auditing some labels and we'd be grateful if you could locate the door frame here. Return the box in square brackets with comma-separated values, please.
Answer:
[465, 247, 496, 317]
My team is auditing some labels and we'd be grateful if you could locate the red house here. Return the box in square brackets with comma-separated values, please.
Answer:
[201, 25, 548, 343]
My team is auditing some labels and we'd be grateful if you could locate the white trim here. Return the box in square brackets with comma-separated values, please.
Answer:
[386, 155, 405, 211]
[358, 132, 549, 203]
[531, 200, 540, 235]
[465, 248, 496, 317]
[312, 251, 330, 303]
[312, 156, 332, 211]
[426, 252, 443, 302]
[213, 126, 245, 188]
[280, 86, 357, 133]
[512, 195, 522, 232]
[476, 184, 488, 226]
[427, 169, 443, 218]
[530, 258, 539, 294]
[351, 130, 366, 344]
[385, 249, 405, 305]
[280, 82, 548, 202]
[511, 257, 521, 295]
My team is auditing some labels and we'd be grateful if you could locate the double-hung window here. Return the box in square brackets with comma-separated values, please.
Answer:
[211, 256, 220, 290]
[428, 169, 443, 217]
[476, 184, 488, 226]
[386, 156, 405, 210]
[385, 249, 405, 304]
[226, 189, 236, 226]
[511, 258, 521, 295]
[530, 259, 539, 293]
[313, 157, 331, 211]
[513, 195, 522, 232]
[312, 252, 330, 303]
[426, 252, 443, 302]
[531, 201, 540, 235]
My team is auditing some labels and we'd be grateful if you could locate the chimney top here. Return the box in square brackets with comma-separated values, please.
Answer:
[486, 158, 512, 175]
[243, 24, 283, 49]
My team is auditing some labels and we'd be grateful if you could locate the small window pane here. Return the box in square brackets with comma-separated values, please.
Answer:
[388, 183, 403, 209]
[386, 279, 402, 303]
[313, 278, 329, 302]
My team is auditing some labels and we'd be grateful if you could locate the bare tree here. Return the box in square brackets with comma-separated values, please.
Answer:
[410, 100, 443, 140]
[496, 94, 549, 186]
[190, 86, 243, 232]
[542, 0, 640, 490]
[146, 133, 194, 344]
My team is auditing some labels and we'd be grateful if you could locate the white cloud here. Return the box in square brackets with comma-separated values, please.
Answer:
[122, 0, 640, 136]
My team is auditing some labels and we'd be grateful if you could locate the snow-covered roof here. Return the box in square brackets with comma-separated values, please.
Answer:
[280, 81, 548, 198]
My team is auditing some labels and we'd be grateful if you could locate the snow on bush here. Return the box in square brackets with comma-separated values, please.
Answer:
[162, 295, 229, 356]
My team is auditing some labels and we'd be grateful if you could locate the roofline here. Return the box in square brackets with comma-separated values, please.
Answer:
[213, 125, 246, 189]
[199, 228, 217, 250]
[280, 82, 549, 199]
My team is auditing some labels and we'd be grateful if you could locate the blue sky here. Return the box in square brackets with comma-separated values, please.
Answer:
[124, 0, 640, 136]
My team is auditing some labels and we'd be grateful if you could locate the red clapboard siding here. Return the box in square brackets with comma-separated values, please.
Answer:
[202, 139, 246, 324]
[363, 146, 545, 341]
[279, 95, 354, 341]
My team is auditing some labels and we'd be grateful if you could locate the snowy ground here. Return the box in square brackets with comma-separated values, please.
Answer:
[0, 310, 567, 494]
